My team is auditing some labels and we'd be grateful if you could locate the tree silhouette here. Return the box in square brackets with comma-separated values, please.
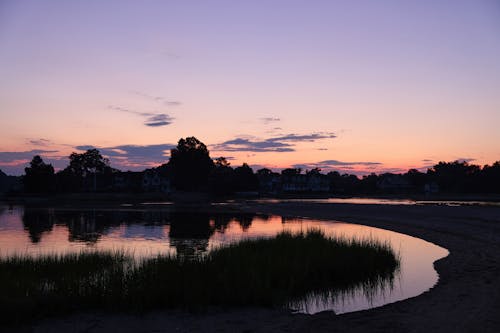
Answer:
[168, 137, 214, 191]
[428, 161, 480, 192]
[23, 155, 55, 193]
[66, 149, 111, 177]
[59, 149, 113, 192]
[209, 157, 234, 194]
[214, 156, 231, 168]
[281, 168, 302, 177]
[233, 163, 258, 191]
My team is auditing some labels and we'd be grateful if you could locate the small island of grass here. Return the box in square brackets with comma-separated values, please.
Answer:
[0, 230, 399, 324]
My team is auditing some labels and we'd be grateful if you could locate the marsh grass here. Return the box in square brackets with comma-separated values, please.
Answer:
[0, 230, 399, 323]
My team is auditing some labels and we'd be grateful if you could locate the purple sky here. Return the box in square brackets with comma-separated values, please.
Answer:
[1, 0, 499, 175]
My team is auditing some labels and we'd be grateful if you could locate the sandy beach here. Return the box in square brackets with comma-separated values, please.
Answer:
[8, 202, 500, 333]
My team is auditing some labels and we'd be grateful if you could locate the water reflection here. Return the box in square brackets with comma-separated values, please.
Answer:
[22, 209, 54, 243]
[249, 197, 500, 207]
[0, 204, 448, 314]
[16, 207, 260, 258]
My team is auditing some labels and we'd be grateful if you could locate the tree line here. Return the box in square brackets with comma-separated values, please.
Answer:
[4, 136, 500, 195]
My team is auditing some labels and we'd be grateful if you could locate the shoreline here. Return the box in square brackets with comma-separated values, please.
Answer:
[3, 191, 500, 205]
[7, 202, 500, 332]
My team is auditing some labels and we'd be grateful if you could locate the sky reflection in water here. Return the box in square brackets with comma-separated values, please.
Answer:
[0, 205, 448, 314]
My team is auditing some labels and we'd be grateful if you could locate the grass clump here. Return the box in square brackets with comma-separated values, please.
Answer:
[0, 230, 399, 323]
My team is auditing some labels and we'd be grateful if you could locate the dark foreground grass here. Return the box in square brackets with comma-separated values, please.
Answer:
[0, 230, 399, 324]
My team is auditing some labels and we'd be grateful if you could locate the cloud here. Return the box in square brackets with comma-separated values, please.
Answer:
[27, 138, 51, 146]
[260, 117, 280, 124]
[109, 105, 174, 127]
[421, 159, 433, 162]
[0, 149, 66, 175]
[268, 133, 336, 142]
[213, 132, 336, 153]
[131, 91, 182, 107]
[213, 138, 294, 152]
[0, 150, 59, 162]
[144, 114, 173, 127]
[316, 160, 382, 166]
[76, 144, 175, 168]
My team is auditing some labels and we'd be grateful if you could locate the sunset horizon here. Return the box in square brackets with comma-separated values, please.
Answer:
[1, 1, 499, 176]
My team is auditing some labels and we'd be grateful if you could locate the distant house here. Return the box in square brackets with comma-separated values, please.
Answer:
[377, 174, 413, 193]
[281, 172, 330, 193]
[282, 174, 309, 192]
[307, 173, 330, 192]
[424, 182, 439, 194]
[112, 170, 172, 193]
[0, 170, 23, 194]
[257, 172, 281, 194]
[112, 171, 143, 192]
[142, 169, 171, 194]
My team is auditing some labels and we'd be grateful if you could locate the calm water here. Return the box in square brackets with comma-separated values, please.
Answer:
[250, 197, 500, 206]
[0, 204, 448, 314]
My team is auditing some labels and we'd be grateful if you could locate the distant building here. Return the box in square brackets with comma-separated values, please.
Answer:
[424, 182, 439, 194]
[281, 172, 330, 193]
[377, 174, 413, 193]
[0, 171, 23, 194]
[112, 171, 143, 192]
[307, 173, 330, 192]
[257, 170, 281, 195]
[142, 169, 171, 193]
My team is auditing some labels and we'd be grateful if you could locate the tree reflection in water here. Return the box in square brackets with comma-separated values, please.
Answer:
[21, 207, 259, 256]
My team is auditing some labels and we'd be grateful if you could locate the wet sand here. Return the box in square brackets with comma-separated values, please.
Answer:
[9, 202, 500, 332]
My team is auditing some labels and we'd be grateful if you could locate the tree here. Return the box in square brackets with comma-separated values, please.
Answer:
[428, 161, 480, 193]
[306, 167, 322, 175]
[481, 162, 500, 193]
[281, 168, 302, 177]
[60, 149, 112, 192]
[209, 157, 234, 194]
[405, 169, 428, 191]
[66, 149, 110, 177]
[233, 163, 258, 191]
[23, 155, 55, 193]
[214, 157, 231, 168]
[168, 137, 214, 191]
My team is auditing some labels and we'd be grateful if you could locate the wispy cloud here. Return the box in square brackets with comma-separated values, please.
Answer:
[268, 133, 336, 142]
[109, 105, 174, 127]
[213, 138, 294, 152]
[131, 91, 182, 107]
[213, 132, 336, 153]
[27, 138, 51, 146]
[0, 150, 59, 162]
[144, 114, 173, 127]
[260, 117, 281, 124]
[316, 160, 381, 166]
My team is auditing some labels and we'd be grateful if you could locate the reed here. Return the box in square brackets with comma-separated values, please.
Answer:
[0, 230, 399, 323]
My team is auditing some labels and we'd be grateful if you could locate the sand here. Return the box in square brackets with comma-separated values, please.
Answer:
[8, 202, 500, 332]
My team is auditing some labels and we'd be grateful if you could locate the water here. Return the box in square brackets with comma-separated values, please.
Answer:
[0, 204, 448, 314]
[250, 197, 500, 207]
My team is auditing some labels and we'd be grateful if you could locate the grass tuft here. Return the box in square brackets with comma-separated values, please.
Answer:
[0, 230, 399, 323]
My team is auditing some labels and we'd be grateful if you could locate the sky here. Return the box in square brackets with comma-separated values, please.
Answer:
[1, 0, 499, 176]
